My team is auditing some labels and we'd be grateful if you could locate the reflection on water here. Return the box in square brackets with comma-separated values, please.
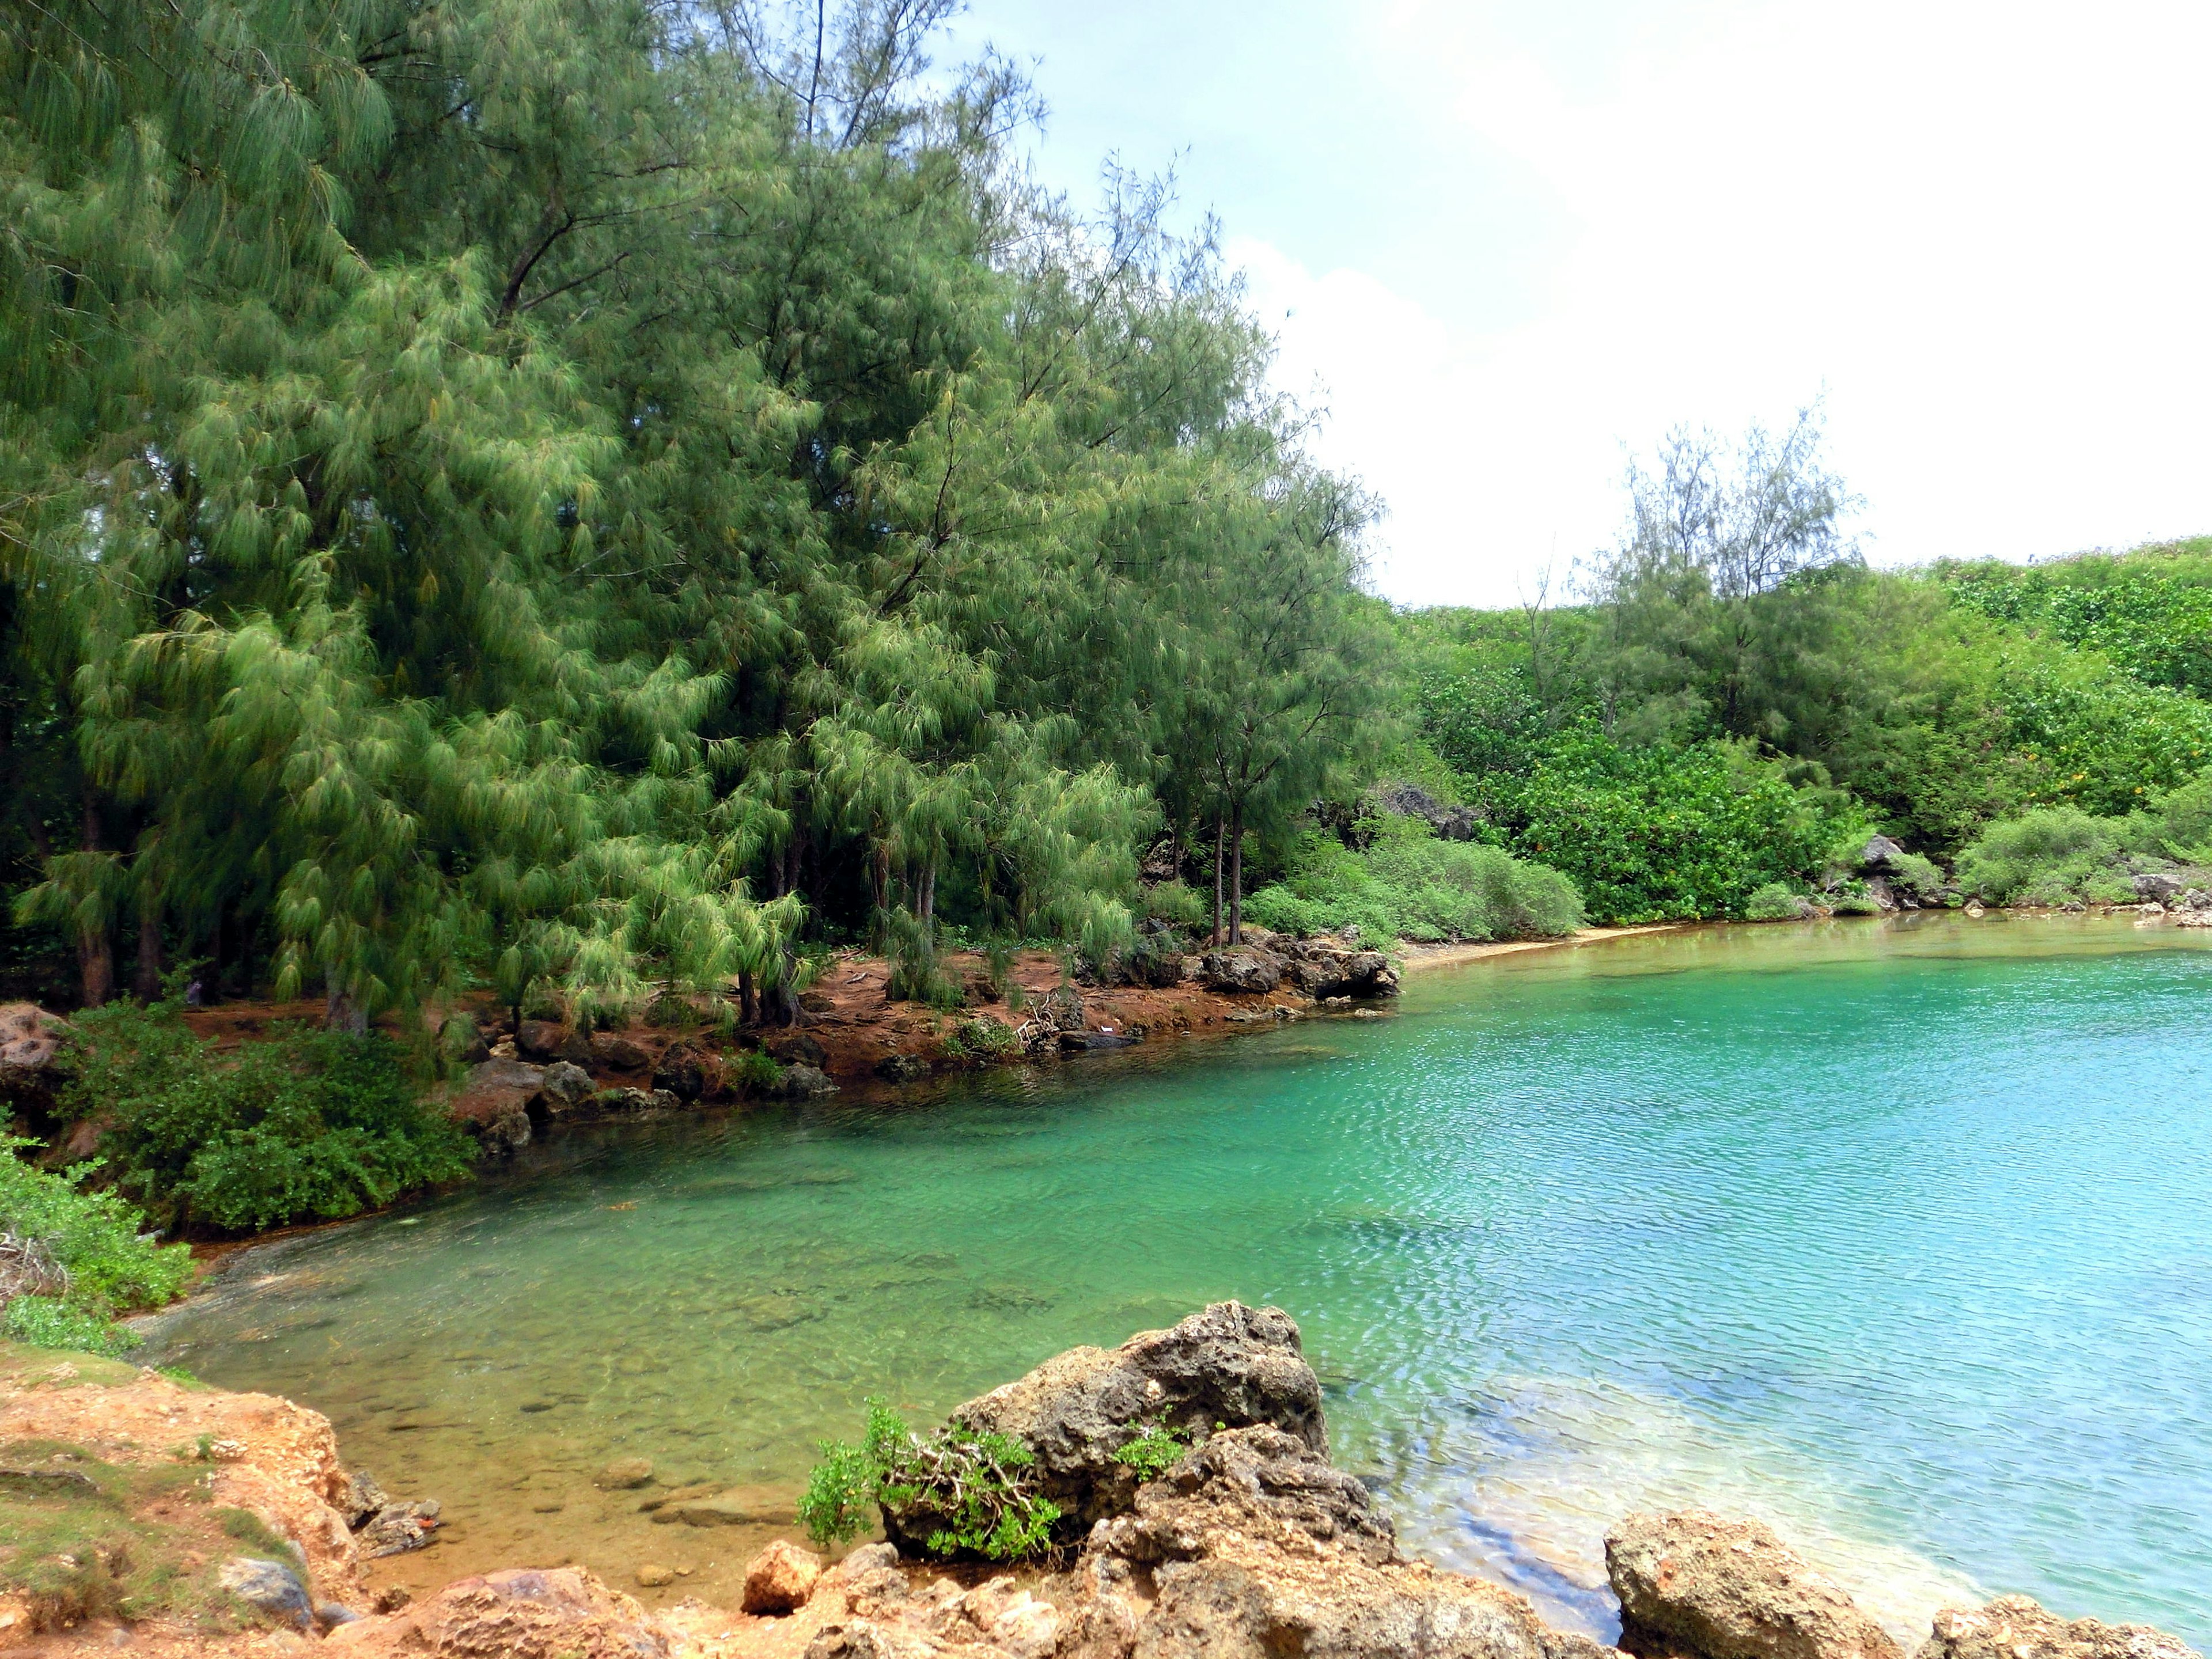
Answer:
[139, 915, 2212, 1642]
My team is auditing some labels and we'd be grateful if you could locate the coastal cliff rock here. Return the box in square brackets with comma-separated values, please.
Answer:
[1605, 1512, 1902, 1659]
[948, 1301, 1326, 1531]
[1912, 1597, 2199, 1659]
[1198, 949, 1282, 995]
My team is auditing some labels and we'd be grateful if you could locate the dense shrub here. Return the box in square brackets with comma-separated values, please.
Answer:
[1243, 821, 1582, 942]
[1743, 882, 1811, 921]
[1479, 734, 1866, 925]
[1953, 808, 2127, 905]
[800, 1399, 1062, 1560]
[61, 1004, 474, 1233]
[0, 1137, 193, 1353]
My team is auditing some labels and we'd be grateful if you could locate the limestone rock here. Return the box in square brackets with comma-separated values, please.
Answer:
[1199, 949, 1282, 995]
[1090, 1426, 1609, 1659]
[540, 1060, 594, 1114]
[591, 1031, 650, 1070]
[324, 1566, 669, 1658]
[596, 1457, 654, 1490]
[1912, 1597, 2198, 1659]
[1605, 1510, 1900, 1659]
[948, 1301, 1327, 1536]
[218, 1556, 316, 1630]
[454, 1058, 546, 1124]
[768, 1031, 829, 1068]
[361, 1497, 442, 1556]
[743, 1539, 825, 1614]
[636, 1563, 676, 1588]
[1859, 834, 1906, 871]
[2130, 872, 2187, 903]
[774, 1063, 839, 1098]
[877, 1052, 930, 1082]
[514, 1019, 568, 1060]
[0, 1003, 65, 1072]
[653, 1043, 706, 1100]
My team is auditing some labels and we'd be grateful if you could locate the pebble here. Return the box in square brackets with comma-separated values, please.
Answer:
[635, 1563, 676, 1588]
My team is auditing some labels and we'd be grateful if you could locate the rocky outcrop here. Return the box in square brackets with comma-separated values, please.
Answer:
[1198, 949, 1282, 995]
[1912, 1597, 2199, 1659]
[1368, 782, 1486, 843]
[1605, 1511, 1900, 1659]
[0, 1003, 69, 1122]
[1281, 941, 1399, 1001]
[949, 1301, 1327, 1534]
[325, 1566, 670, 1657]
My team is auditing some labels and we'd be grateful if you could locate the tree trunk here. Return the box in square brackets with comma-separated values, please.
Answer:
[77, 789, 112, 1009]
[918, 860, 936, 954]
[1211, 815, 1225, 946]
[135, 896, 163, 1002]
[738, 967, 758, 1026]
[324, 986, 368, 1036]
[1228, 803, 1245, 946]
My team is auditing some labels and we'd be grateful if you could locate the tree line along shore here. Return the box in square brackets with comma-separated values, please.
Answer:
[10, 2, 2212, 1357]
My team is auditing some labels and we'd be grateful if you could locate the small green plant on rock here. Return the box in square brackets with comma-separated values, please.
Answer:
[799, 1399, 1062, 1561]
[1111, 1416, 1190, 1483]
[942, 1018, 1017, 1065]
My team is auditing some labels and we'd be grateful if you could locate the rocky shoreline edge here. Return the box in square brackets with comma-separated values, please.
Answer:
[2, 1302, 2195, 1659]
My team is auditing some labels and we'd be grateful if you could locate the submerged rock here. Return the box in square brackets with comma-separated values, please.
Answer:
[1913, 1597, 2199, 1659]
[946, 1300, 1327, 1537]
[1605, 1510, 1900, 1659]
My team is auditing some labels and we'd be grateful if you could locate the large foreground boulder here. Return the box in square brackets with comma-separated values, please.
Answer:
[1605, 1512, 1901, 1659]
[1199, 949, 1282, 995]
[948, 1301, 1326, 1534]
[1914, 1597, 2199, 1659]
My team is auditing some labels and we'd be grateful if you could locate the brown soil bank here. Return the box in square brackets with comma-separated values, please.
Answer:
[1, 1308, 2195, 1659]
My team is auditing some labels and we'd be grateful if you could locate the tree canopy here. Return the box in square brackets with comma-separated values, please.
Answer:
[0, 0, 1386, 1016]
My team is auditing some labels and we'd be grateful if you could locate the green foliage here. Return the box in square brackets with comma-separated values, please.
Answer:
[61, 1002, 474, 1233]
[1111, 1418, 1190, 1483]
[942, 1018, 1017, 1064]
[0, 0, 1391, 1022]
[1140, 881, 1207, 931]
[1954, 808, 2124, 906]
[1943, 543, 2212, 696]
[0, 1138, 192, 1313]
[801, 1399, 1062, 1561]
[1244, 820, 1582, 943]
[1479, 734, 1866, 925]
[1743, 882, 1809, 922]
[3, 1296, 140, 1357]
[729, 1050, 786, 1095]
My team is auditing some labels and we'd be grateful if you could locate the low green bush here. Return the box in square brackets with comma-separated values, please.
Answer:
[800, 1399, 1061, 1561]
[1139, 881, 1207, 931]
[61, 1003, 475, 1234]
[1954, 807, 2121, 905]
[1244, 820, 1582, 943]
[0, 1136, 193, 1352]
[1111, 1418, 1190, 1483]
[1743, 882, 1809, 921]
[943, 1018, 1017, 1064]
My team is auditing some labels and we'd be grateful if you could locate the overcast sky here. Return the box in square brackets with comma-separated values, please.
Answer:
[941, 1, 2212, 607]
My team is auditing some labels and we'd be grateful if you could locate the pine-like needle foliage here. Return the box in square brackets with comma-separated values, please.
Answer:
[0, 0, 1388, 1016]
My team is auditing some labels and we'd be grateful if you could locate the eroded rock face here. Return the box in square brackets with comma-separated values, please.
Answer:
[1912, 1597, 2199, 1659]
[1605, 1511, 1901, 1659]
[1198, 949, 1282, 995]
[948, 1302, 1327, 1536]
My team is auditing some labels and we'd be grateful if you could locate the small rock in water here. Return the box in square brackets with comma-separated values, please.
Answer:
[634, 1563, 676, 1588]
[370, 1586, 414, 1615]
[1607, 1509, 1900, 1659]
[1918, 1594, 2198, 1659]
[595, 1457, 654, 1490]
[741, 1540, 822, 1615]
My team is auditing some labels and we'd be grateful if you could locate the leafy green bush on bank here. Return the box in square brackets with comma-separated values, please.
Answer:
[0, 1138, 193, 1354]
[1243, 821, 1582, 942]
[62, 1004, 474, 1234]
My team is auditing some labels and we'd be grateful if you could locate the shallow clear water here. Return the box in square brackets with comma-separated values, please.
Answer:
[142, 914, 2212, 1643]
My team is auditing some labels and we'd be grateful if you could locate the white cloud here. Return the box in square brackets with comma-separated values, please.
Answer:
[1245, 1, 2212, 607]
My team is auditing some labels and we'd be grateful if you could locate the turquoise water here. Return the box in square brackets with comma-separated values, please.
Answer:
[142, 915, 2212, 1642]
